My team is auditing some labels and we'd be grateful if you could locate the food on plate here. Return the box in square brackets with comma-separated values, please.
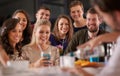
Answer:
[75, 60, 103, 67]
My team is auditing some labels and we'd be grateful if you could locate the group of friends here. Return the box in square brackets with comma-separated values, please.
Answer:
[0, 0, 120, 76]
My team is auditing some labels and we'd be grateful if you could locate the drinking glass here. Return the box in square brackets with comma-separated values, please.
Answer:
[40, 51, 52, 67]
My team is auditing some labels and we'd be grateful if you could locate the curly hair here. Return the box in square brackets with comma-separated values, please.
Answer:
[0, 18, 22, 55]
[12, 9, 32, 46]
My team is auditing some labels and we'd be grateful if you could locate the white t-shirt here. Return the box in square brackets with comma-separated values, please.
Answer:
[97, 36, 120, 76]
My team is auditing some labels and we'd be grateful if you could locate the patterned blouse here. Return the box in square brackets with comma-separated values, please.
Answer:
[21, 45, 60, 66]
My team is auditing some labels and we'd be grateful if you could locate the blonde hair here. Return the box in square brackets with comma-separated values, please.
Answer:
[30, 19, 51, 45]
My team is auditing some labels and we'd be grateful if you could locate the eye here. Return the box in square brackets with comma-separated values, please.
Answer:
[19, 30, 22, 33]
[11, 29, 16, 32]
[46, 31, 50, 34]
[39, 31, 44, 34]
[77, 10, 80, 13]
[60, 23, 64, 25]
[65, 23, 69, 26]
[23, 19, 27, 22]
[92, 18, 96, 21]
[71, 11, 75, 14]
[40, 12, 44, 15]
[46, 14, 50, 17]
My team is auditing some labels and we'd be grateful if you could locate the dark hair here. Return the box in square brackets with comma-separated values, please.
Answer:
[37, 5, 51, 13]
[12, 9, 32, 46]
[90, 0, 120, 13]
[0, 18, 22, 55]
[87, 8, 97, 14]
[69, 0, 84, 11]
[52, 14, 73, 42]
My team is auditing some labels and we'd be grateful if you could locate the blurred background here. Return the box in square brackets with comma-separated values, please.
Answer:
[0, 0, 91, 27]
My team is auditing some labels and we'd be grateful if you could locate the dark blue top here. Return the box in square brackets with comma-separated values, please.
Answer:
[73, 26, 87, 33]
[49, 34, 68, 55]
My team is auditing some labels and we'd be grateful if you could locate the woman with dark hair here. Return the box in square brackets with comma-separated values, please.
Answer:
[49, 14, 73, 55]
[0, 18, 23, 65]
[12, 9, 32, 46]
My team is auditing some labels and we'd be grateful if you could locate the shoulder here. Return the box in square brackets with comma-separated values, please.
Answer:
[74, 29, 88, 36]
[50, 33, 56, 39]
[22, 44, 33, 52]
[50, 45, 58, 50]
[22, 44, 30, 49]
[49, 34, 58, 43]
[99, 29, 109, 34]
[49, 45, 59, 53]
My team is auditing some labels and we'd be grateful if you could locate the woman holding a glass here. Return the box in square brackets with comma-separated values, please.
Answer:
[22, 19, 59, 68]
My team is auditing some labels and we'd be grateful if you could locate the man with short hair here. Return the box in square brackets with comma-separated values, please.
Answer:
[69, 0, 87, 33]
[31, 5, 51, 31]
[36, 5, 51, 21]
[63, 0, 120, 76]
[65, 8, 108, 54]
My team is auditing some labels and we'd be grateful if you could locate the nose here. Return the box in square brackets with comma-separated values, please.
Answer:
[74, 11, 78, 16]
[41, 14, 46, 19]
[19, 20, 23, 25]
[89, 19, 95, 24]
[42, 33, 47, 37]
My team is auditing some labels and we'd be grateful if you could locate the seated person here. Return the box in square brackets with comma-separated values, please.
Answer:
[0, 18, 23, 66]
[50, 15, 73, 55]
[12, 9, 32, 46]
[62, 0, 120, 76]
[69, 0, 87, 33]
[65, 8, 108, 55]
[22, 19, 59, 68]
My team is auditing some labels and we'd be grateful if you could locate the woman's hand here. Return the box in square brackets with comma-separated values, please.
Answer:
[33, 58, 53, 68]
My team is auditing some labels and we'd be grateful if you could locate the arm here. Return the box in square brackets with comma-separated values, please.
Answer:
[77, 32, 120, 49]
[64, 31, 82, 55]
[0, 46, 9, 67]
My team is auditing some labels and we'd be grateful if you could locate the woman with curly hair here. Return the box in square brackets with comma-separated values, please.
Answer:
[12, 9, 32, 46]
[0, 18, 23, 63]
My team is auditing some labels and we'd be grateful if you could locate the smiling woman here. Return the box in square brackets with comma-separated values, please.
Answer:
[0, 18, 24, 66]
[12, 9, 32, 47]
[22, 19, 59, 68]
[49, 14, 73, 55]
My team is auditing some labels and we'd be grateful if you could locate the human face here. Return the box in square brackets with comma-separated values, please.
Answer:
[58, 18, 70, 35]
[94, 5, 120, 31]
[8, 23, 22, 45]
[35, 25, 50, 45]
[86, 13, 100, 33]
[13, 13, 27, 30]
[36, 9, 50, 20]
[70, 5, 84, 22]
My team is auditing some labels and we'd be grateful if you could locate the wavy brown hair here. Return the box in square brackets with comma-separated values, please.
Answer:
[0, 18, 22, 55]
[12, 9, 32, 46]
[52, 14, 73, 42]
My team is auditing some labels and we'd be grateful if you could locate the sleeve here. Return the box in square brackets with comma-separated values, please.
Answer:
[21, 46, 30, 62]
[96, 37, 120, 76]
[53, 47, 60, 66]
[49, 34, 57, 46]
[64, 31, 82, 55]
